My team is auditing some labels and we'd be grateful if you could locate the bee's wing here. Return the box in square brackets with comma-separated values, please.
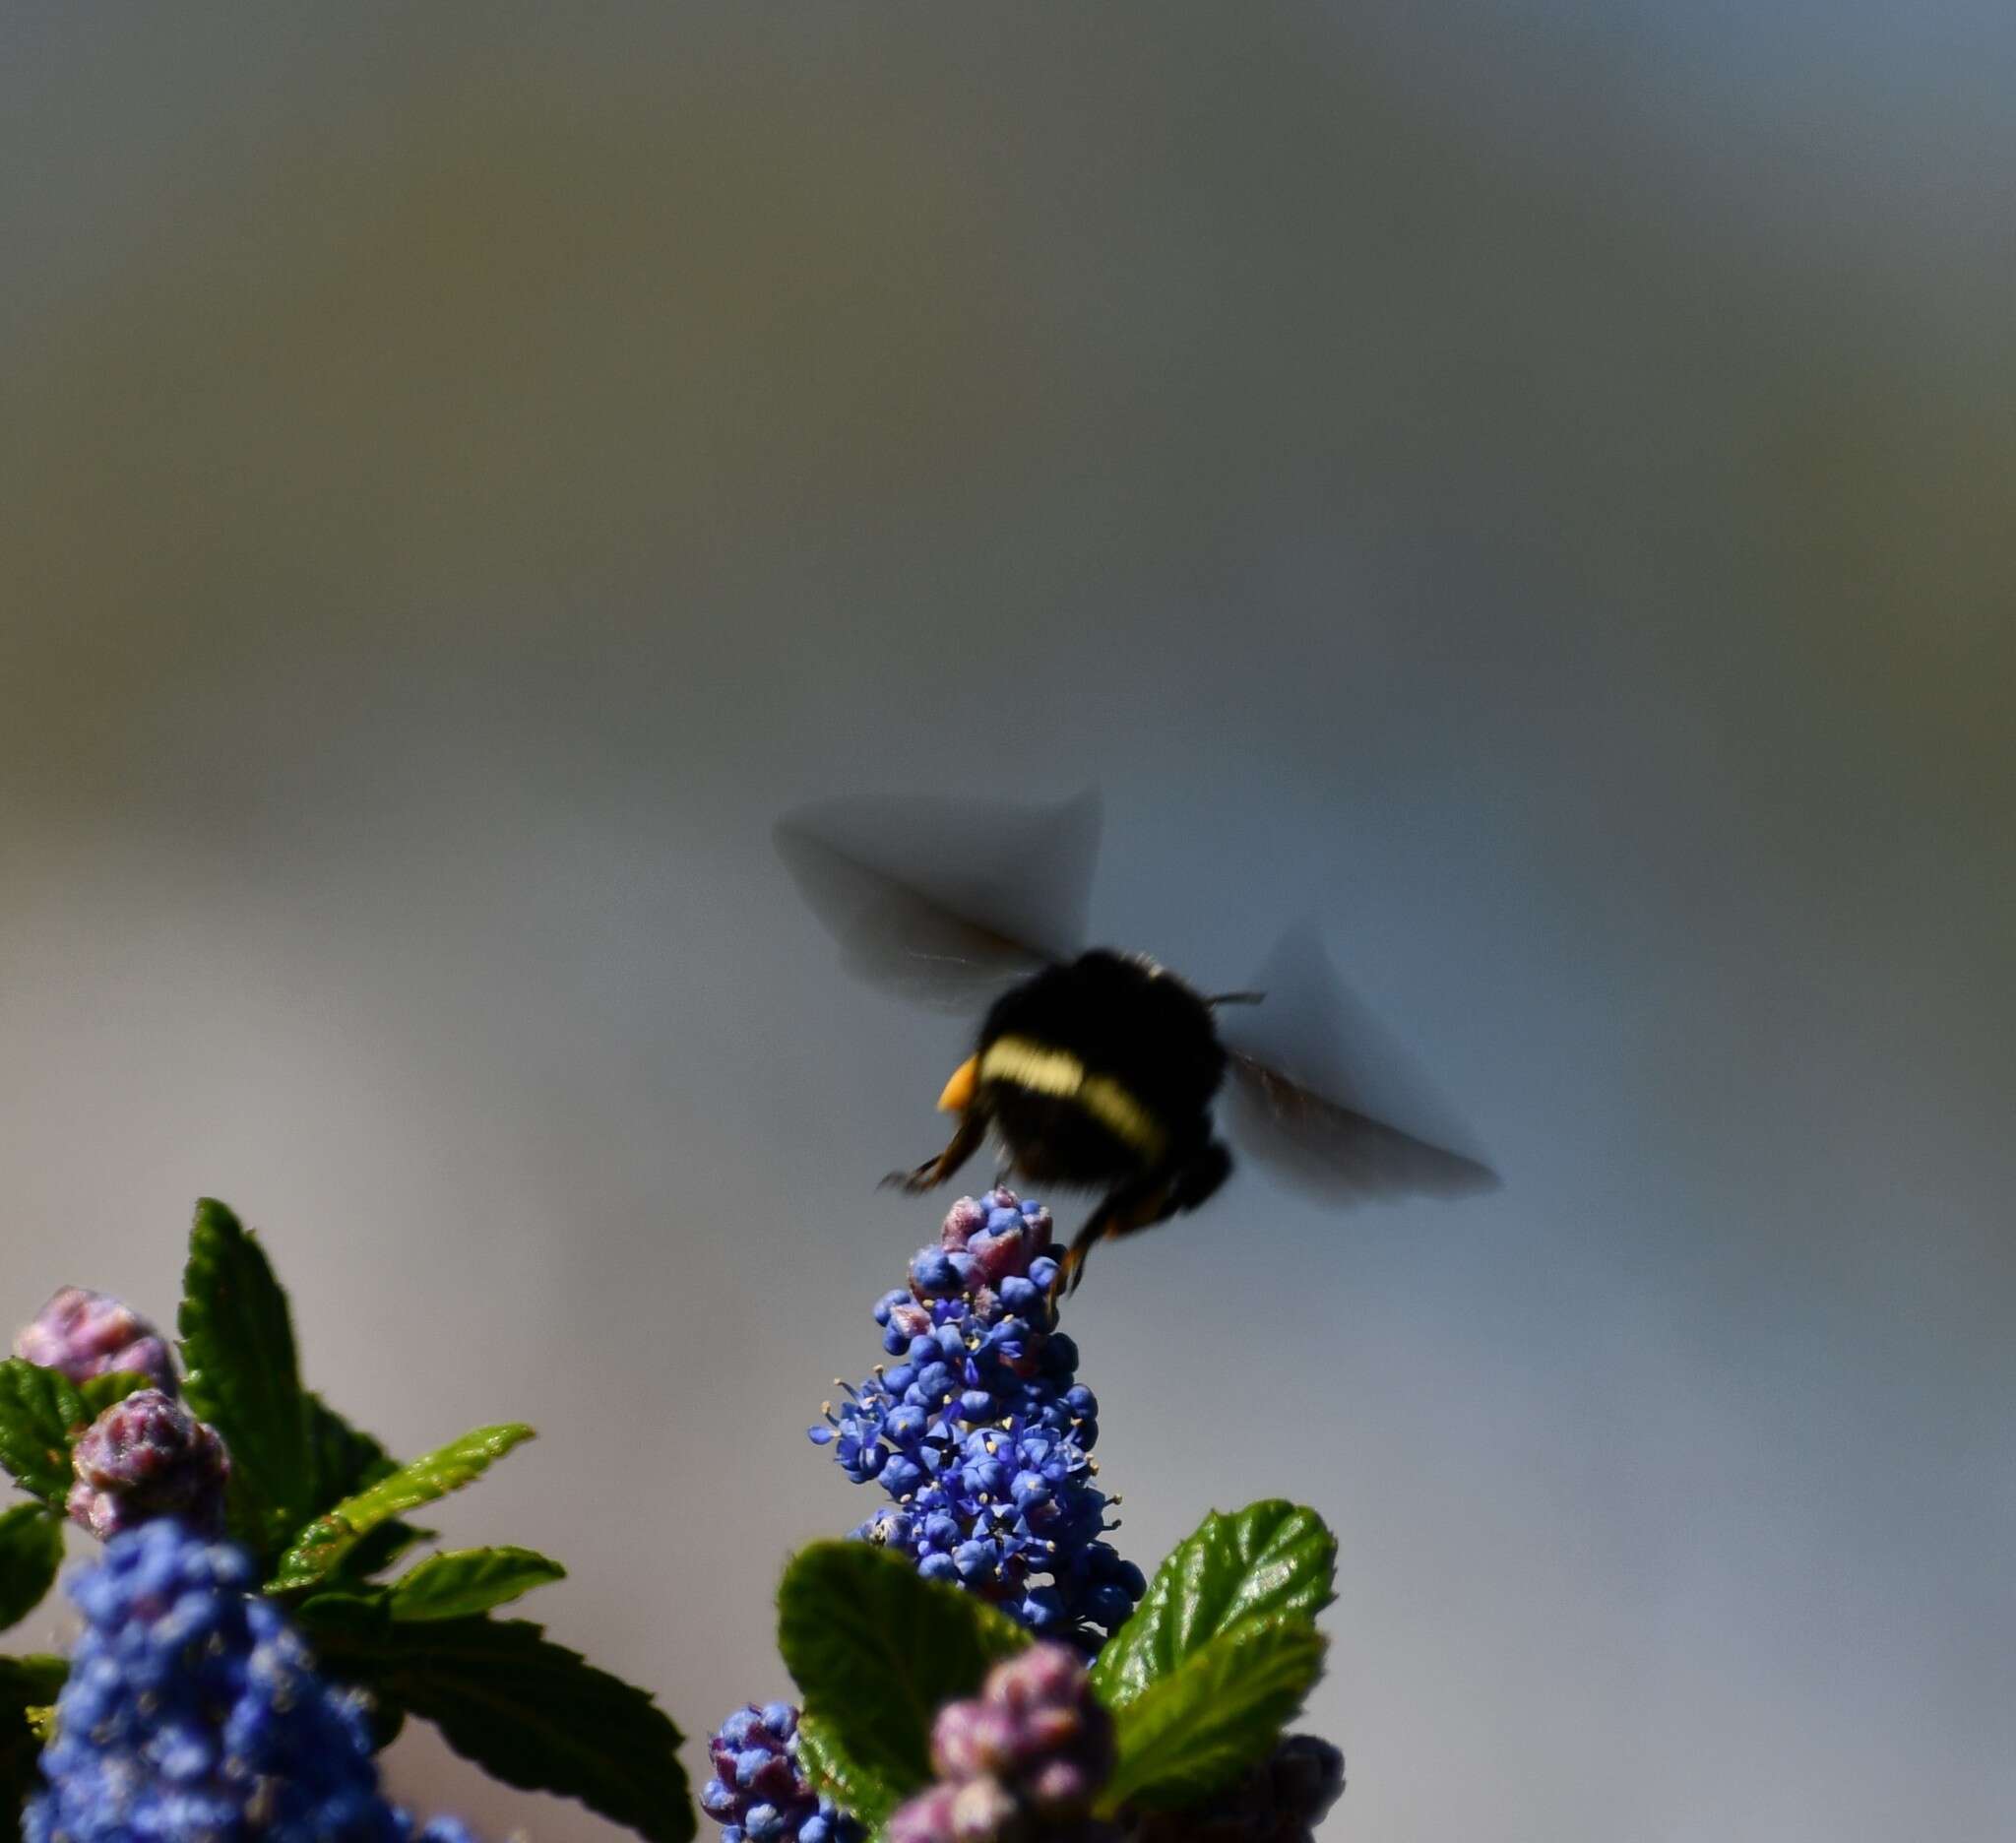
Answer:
[773, 791, 1100, 1012]
[1221, 921, 1497, 1204]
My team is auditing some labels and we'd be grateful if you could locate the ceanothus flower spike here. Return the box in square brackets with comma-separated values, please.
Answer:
[809, 1189, 1145, 1649]
[26, 1517, 479, 1843]
[701, 1701, 862, 1843]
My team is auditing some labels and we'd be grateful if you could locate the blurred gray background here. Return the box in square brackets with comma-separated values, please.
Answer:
[4, 4, 2011, 1838]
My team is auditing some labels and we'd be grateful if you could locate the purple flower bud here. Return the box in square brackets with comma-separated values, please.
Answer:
[950, 1777, 1017, 1843]
[965, 1230, 1026, 1287]
[1028, 1759, 1093, 1811]
[1124, 1735, 1345, 1843]
[66, 1390, 228, 1541]
[987, 1642, 1092, 1717]
[914, 1643, 1114, 1842]
[1021, 1705, 1085, 1755]
[941, 1198, 987, 1249]
[931, 1703, 1019, 1782]
[888, 1784, 960, 1843]
[15, 1288, 177, 1396]
[1271, 1735, 1346, 1825]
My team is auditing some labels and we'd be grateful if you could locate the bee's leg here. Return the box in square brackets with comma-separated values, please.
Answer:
[1055, 1175, 1181, 1298]
[881, 1109, 987, 1195]
[1054, 1140, 1232, 1299]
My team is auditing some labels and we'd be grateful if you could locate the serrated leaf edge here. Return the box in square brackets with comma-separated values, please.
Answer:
[1091, 1499, 1337, 1708]
[1098, 1614, 1329, 1813]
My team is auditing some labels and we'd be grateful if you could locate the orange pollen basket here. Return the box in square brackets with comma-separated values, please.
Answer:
[936, 1053, 979, 1113]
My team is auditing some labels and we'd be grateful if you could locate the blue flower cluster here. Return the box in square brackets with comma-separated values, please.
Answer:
[700, 1703, 861, 1843]
[27, 1518, 476, 1843]
[810, 1190, 1145, 1647]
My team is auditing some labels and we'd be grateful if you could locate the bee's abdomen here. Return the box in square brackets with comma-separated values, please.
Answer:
[977, 1035, 1167, 1162]
[982, 1077, 1155, 1186]
[971, 951, 1226, 1184]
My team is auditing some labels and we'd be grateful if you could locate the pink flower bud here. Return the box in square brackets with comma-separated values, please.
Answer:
[15, 1288, 177, 1396]
[67, 1388, 228, 1540]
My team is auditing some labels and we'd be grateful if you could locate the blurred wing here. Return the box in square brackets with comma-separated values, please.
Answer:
[773, 791, 1100, 1012]
[1221, 921, 1497, 1204]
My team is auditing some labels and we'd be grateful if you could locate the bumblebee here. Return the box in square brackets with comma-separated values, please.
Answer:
[775, 792, 1495, 1294]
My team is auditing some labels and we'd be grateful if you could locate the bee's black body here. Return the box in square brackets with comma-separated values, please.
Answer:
[981, 951, 1226, 1183]
[892, 950, 1238, 1289]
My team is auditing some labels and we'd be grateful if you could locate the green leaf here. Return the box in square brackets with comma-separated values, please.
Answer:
[796, 1713, 908, 1832]
[777, 1541, 1032, 1799]
[305, 1392, 400, 1512]
[1092, 1500, 1337, 1707]
[272, 1425, 535, 1589]
[1100, 1617, 1327, 1813]
[77, 1371, 155, 1418]
[0, 1361, 87, 1503]
[305, 1609, 691, 1843]
[0, 1656, 65, 1707]
[0, 1507, 63, 1631]
[1, 1654, 66, 1828]
[332, 1519, 433, 1585]
[177, 1198, 312, 1555]
[383, 1547, 565, 1621]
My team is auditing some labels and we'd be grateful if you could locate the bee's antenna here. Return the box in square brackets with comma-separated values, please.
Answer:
[1208, 990, 1266, 1007]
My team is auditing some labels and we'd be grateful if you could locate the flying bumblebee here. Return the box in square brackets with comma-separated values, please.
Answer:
[774, 792, 1495, 1295]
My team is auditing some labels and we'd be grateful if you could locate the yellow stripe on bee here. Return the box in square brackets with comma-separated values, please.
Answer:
[978, 1036, 1084, 1098]
[976, 1035, 1166, 1159]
